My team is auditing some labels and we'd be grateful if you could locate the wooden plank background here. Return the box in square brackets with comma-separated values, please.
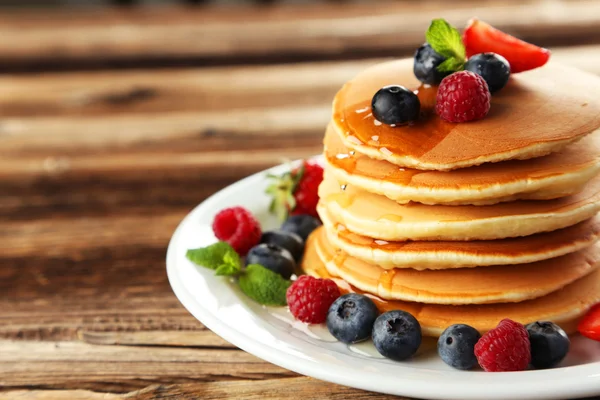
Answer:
[2, 1, 600, 398]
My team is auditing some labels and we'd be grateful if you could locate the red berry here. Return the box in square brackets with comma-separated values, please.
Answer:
[463, 18, 551, 73]
[578, 303, 600, 341]
[287, 275, 341, 324]
[474, 318, 531, 372]
[435, 71, 491, 123]
[267, 161, 324, 221]
[291, 162, 323, 218]
[212, 207, 261, 256]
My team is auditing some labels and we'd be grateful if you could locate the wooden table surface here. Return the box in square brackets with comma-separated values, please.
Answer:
[2, 1, 600, 399]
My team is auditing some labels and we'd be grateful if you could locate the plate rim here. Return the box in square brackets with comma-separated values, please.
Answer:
[166, 159, 600, 400]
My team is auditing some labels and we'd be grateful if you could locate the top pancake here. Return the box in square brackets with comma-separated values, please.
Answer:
[333, 59, 600, 171]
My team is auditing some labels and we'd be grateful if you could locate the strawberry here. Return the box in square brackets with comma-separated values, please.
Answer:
[463, 18, 551, 73]
[578, 303, 600, 341]
[266, 161, 323, 221]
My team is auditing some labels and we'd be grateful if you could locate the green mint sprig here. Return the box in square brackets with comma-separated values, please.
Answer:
[186, 241, 241, 275]
[425, 19, 466, 73]
[186, 242, 291, 306]
[239, 264, 291, 306]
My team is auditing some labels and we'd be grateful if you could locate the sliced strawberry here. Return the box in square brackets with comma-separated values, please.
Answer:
[463, 18, 551, 73]
[266, 161, 323, 222]
[578, 303, 600, 341]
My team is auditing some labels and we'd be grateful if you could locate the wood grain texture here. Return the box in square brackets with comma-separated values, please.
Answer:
[3, 2, 600, 399]
[1, 0, 599, 68]
[0, 378, 404, 400]
[0, 341, 296, 392]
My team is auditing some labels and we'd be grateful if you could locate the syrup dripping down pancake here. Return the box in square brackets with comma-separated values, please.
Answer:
[324, 124, 600, 206]
[302, 231, 600, 337]
[318, 172, 600, 241]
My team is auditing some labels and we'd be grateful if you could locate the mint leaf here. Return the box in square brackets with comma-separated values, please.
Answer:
[239, 264, 291, 306]
[223, 249, 241, 270]
[215, 263, 240, 276]
[215, 249, 242, 276]
[186, 241, 235, 270]
[425, 19, 465, 73]
[437, 57, 465, 73]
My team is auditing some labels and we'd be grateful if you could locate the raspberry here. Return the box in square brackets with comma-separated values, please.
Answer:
[212, 207, 261, 256]
[435, 71, 491, 123]
[287, 275, 341, 324]
[474, 318, 531, 372]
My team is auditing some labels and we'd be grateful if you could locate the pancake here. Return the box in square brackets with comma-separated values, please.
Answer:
[325, 124, 600, 205]
[333, 59, 600, 170]
[312, 226, 600, 305]
[320, 208, 600, 269]
[302, 232, 600, 336]
[318, 172, 600, 241]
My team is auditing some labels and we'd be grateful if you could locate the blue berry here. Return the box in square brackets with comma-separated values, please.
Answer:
[371, 86, 420, 126]
[261, 230, 304, 262]
[281, 214, 321, 241]
[413, 43, 450, 85]
[245, 243, 295, 279]
[464, 52, 510, 94]
[372, 310, 421, 361]
[526, 321, 570, 369]
[326, 293, 379, 344]
[437, 324, 481, 370]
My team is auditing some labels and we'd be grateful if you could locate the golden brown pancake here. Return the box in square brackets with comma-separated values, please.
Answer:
[320, 209, 600, 269]
[333, 59, 600, 170]
[319, 172, 600, 241]
[325, 124, 600, 205]
[302, 231, 600, 336]
[312, 226, 600, 305]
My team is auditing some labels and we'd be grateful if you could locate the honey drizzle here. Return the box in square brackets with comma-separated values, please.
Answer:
[340, 81, 455, 158]
[379, 269, 396, 295]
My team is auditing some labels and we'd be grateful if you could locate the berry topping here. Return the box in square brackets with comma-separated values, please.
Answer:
[287, 275, 341, 324]
[465, 52, 511, 93]
[437, 324, 481, 370]
[260, 230, 304, 262]
[371, 85, 421, 126]
[372, 310, 422, 361]
[578, 302, 600, 341]
[212, 206, 261, 256]
[413, 43, 450, 85]
[246, 243, 296, 280]
[463, 18, 551, 73]
[266, 161, 323, 221]
[474, 318, 531, 372]
[326, 293, 379, 344]
[435, 71, 491, 123]
[281, 214, 322, 241]
[526, 321, 570, 369]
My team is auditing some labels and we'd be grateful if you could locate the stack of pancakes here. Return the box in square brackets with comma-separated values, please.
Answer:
[302, 59, 600, 337]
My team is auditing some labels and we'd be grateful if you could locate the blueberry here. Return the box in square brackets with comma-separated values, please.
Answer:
[465, 52, 511, 94]
[281, 214, 321, 241]
[413, 43, 450, 85]
[526, 321, 570, 369]
[437, 324, 481, 370]
[326, 293, 379, 344]
[245, 243, 296, 279]
[371, 85, 420, 126]
[372, 310, 422, 361]
[261, 230, 304, 262]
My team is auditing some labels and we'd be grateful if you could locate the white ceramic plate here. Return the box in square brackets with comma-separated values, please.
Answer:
[166, 158, 600, 400]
